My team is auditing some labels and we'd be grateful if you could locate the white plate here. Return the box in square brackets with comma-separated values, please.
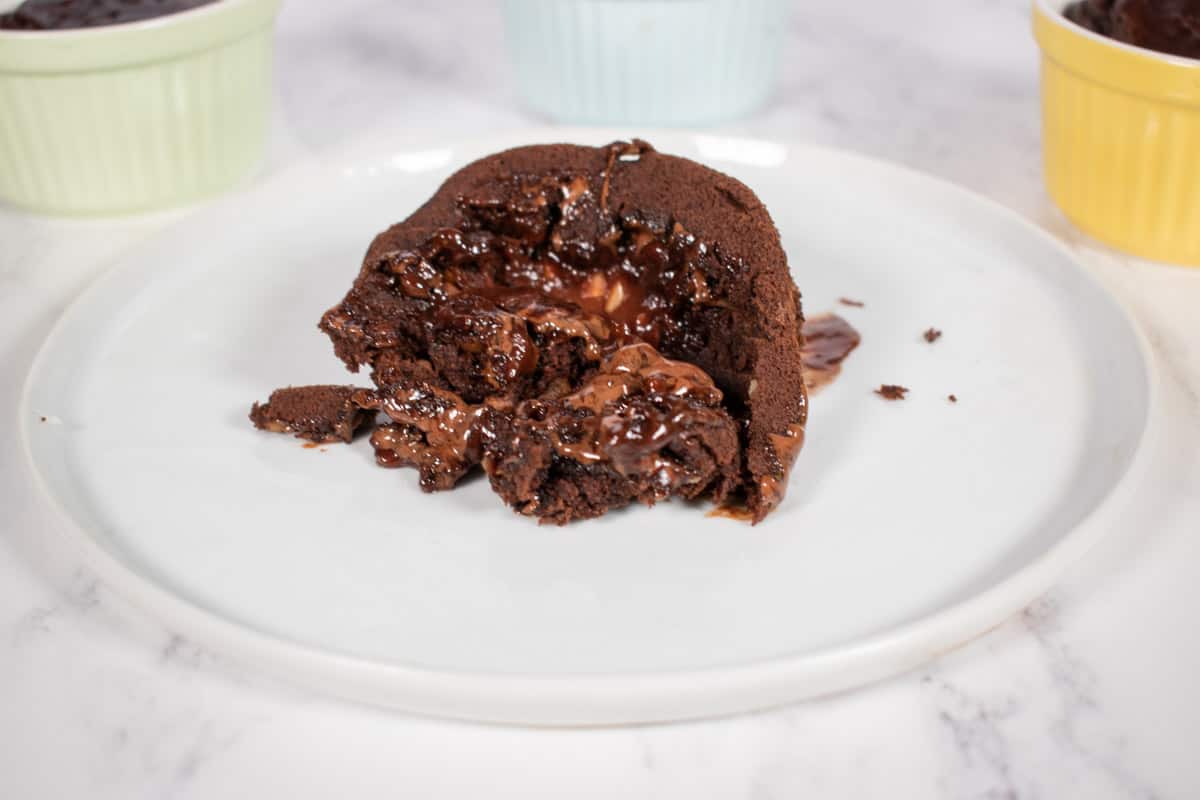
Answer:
[20, 130, 1154, 725]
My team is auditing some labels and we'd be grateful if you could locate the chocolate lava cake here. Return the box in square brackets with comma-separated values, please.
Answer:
[1064, 0, 1200, 59]
[251, 140, 808, 523]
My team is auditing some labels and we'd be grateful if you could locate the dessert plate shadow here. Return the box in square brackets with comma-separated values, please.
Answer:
[20, 129, 1155, 725]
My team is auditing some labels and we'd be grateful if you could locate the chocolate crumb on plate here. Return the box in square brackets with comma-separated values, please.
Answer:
[923, 328, 942, 343]
[875, 384, 909, 400]
[838, 297, 865, 308]
[948, 394, 958, 403]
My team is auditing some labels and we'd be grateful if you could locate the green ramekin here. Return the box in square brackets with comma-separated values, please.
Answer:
[0, 0, 281, 215]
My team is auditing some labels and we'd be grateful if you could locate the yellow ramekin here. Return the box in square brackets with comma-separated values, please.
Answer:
[0, 0, 280, 215]
[1034, 0, 1200, 266]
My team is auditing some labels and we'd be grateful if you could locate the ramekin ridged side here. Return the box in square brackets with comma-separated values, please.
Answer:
[1034, 0, 1200, 266]
[502, 0, 790, 126]
[0, 0, 280, 215]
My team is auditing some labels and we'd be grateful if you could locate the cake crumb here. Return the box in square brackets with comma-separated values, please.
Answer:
[923, 328, 942, 343]
[875, 384, 909, 400]
[39, 416, 47, 423]
[838, 297, 865, 308]
[948, 394, 958, 403]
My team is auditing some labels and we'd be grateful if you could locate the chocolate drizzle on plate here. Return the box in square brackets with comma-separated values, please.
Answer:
[801, 314, 862, 393]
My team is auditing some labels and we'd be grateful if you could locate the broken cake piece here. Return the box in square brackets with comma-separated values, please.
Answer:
[484, 343, 742, 524]
[353, 357, 498, 491]
[249, 385, 374, 444]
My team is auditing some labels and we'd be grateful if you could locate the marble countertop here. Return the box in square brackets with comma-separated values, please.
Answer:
[2, 0, 1199, 797]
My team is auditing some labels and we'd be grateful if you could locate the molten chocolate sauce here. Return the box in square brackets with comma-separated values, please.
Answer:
[801, 313, 862, 393]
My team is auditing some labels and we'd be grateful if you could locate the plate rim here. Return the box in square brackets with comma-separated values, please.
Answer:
[17, 127, 1161, 725]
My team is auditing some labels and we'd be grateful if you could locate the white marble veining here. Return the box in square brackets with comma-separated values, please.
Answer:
[2, 0, 1199, 797]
